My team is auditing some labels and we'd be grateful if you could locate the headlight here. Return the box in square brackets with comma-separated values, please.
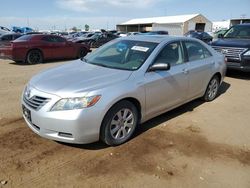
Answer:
[51, 95, 101, 111]
[243, 50, 250, 56]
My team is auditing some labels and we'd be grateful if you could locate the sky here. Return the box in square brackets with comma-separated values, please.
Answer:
[0, 0, 249, 31]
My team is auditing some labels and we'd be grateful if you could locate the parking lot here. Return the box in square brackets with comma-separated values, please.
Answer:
[0, 59, 250, 188]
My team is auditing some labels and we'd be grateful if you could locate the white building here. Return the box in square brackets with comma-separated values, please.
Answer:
[212, 20, 230, 32]
[117, 14, 212, 35]
[213, 18, 250, 32]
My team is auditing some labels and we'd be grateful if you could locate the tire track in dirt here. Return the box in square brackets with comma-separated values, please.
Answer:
[0, 117, 23, 127]
[77, 128, 250, 180]
[1, 122, 250, 187]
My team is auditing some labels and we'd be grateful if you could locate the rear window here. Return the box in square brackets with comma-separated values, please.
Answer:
[15, 35, 33, 41]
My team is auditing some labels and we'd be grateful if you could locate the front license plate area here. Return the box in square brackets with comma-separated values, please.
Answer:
[22, 105, 32, 123]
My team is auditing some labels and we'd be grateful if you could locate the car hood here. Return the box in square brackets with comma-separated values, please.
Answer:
[30, 60, 133, 97]
[212, 38, 250, 48]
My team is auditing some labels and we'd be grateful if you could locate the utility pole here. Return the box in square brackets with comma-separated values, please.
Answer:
[27, 17, 30, 27]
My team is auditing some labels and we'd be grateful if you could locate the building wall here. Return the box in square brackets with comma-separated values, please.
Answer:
[212, 21, 230, 32]
[117, 24, 152, 32]
[152, 23, 183, 35]
[186, 15, 212, 33]
[117, 14, 212, 35]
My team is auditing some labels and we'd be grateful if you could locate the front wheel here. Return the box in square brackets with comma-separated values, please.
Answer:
[100, 101, 138, 146]
[78, 48, 87, 58]
[203, 76, 220, 102]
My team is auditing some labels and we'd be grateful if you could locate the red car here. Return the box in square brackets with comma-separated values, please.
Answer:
[0, 34, 90, 64]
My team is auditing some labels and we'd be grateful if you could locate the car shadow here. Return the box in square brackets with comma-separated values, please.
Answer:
[226, 70, 250, 80]
[59, 81, 231, 150]
[8, 58, 78, 66]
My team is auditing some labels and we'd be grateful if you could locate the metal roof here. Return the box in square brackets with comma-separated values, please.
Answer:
[117, 35, 191, 43]
[119, 14, 200, 25]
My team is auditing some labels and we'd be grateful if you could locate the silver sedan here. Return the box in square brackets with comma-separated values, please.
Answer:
[22, 36, 226, 146]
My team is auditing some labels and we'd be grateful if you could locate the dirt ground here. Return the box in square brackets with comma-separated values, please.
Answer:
[0, 59, 250, 188]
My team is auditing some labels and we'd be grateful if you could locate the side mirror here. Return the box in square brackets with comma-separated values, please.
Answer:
[218, 34, 224, 39]
[148, 63, 170, 72]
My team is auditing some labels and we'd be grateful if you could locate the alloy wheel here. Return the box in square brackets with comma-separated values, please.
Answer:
[110, 108, 134, 140]
[207, 78, 219, 100]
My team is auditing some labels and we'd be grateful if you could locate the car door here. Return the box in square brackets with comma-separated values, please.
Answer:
[144, 41, 189, 118]
[40, 36, 54, 59]
[183, 40, 214, 99]
[50, 36, 74, 58]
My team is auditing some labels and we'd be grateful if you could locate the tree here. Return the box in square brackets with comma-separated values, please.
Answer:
[71, 26, 78, 32]
[85, 24, 90, 31]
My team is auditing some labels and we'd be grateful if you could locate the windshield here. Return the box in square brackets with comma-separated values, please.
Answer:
[83, 39, 158, 71]
[223, 25, 250, 39]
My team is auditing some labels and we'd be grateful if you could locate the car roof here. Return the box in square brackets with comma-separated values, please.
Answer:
[28, 34, 63, 39]
[119, 35, 191, 43]
[236, 23, 250, 26]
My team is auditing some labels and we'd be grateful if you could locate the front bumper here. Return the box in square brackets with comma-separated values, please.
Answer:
[226, 56, 250, 72]
[21, 87, 105, 144]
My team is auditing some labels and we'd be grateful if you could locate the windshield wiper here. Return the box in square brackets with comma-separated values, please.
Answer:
[91, 63, 109, 68]
[81, 57, 88, 62]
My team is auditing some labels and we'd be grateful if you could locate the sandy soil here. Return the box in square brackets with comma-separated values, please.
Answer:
[0, 59, 250, 188]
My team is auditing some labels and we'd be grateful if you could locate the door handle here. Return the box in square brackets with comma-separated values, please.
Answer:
[182, 69, 189, 74]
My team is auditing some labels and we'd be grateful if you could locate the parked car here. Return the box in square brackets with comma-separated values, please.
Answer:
[71, 33, 95, 42]
[76, 33, 118, 48]
[140, 31, 169, 35]
[185, 31, 213, 43]
[127, 32, 141, 36]
[116, 32, 127, 37]
[0, 33, 22, 47]
[12, 26, 34, 34]
[0, 34, 90, 64]
[213, 29, 228, 39]
[0, 26, 11, 36]
[22, 36, 226, 146]
[211, 24, 250, 72]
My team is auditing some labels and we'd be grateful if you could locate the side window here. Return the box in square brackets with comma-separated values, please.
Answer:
[202, 46, 212, 58]
[54, 36, 66, 43]
[185, 41, 212, 61]
[154, 42, 184, 66]
[42, 36, 52, 42]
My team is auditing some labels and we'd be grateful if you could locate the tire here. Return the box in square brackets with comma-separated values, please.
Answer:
[90, 41, 98, 48]
[100, 100, 138, 146]
[26, 50, 43, 64]
[78, 48, 87, 59]
[203, 75, 220, 102]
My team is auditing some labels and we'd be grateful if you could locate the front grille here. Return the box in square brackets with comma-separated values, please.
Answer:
[212, 46, 247, 60]
[23, 95, 50, 110]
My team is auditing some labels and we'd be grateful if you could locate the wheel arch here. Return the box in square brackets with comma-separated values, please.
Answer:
[77, 46, 88, 58]
[99, 97, 142, 138]
[25, 48, 44, 61]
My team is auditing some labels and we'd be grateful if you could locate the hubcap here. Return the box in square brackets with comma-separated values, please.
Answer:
[29, 52, 40, 63]
[110, 108, 134, 140]
[207, 79, 218, 100]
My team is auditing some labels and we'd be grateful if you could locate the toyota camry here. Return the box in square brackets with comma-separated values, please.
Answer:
[22, 35, 226, 146]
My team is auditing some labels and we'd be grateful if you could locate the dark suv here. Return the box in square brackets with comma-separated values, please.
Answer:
[211, 24, 250, 72]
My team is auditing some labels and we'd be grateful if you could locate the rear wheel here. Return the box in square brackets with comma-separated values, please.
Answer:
[100, 101, 138, 146]
[26, 50, 43, 64]
[203, 76, 220, 102]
